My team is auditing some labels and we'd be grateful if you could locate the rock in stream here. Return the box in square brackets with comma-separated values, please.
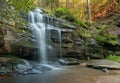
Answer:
[87, 59, 120, 69]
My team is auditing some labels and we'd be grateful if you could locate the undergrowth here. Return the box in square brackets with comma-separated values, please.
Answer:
[106, 55, 120, 62]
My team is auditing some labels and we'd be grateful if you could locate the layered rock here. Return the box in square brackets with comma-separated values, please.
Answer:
[0, 25, 7, 53]
[87, 59, 120, 69]
[0, 22, 38, 60]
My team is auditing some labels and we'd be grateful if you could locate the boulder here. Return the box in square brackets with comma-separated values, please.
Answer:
[87, 59, 120, 69]
[0, 57, 13, 63]
[3, 31, 15, 53]
[0, 25, 37, 59]
[59, 58, 80, 65]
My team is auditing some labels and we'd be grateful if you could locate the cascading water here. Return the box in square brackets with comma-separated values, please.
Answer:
[58, 30, 62, 58]
[28, 9, 47, 64]
[28, 8, 72, 66]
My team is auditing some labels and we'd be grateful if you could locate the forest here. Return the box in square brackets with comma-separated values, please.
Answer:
[0, 0, 120, 83]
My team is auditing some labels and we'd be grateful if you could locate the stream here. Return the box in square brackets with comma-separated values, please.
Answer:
[0, 65, 120, 83]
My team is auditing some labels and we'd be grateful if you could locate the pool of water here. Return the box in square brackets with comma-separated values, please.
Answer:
[1, 65, 119, 83]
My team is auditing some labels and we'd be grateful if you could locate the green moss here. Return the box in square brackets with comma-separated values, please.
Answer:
[73, 27, 91, 39]
[108, 40, 118, 45]
[0, 55, 24, 64]
[12, 58, 25, 64]
[95, 34, 118, 45]
[106, 55, 120, 62]
[55, 7, 70, 18]
[98, 25, 109, 33]
[81, 33, 91, 38]
[94, 25, 118, 45]
[0, 54, 19, 58]
[80, 27, 91, 38]
[74, 19, 88, 28]
[14, 38, 34, 47]
[94, 35, 107, 42]
[47, 9, 55, 17]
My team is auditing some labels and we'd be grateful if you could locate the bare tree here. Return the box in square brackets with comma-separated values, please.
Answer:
[66, 0, 69, 8]
[58, 0, 60, 7]
[87, 0, 92, 25]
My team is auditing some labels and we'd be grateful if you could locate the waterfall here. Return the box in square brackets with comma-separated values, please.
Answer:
[28, 9, 47, 64]
[58, 30, 62, 58]
[28, 8, 72, 64]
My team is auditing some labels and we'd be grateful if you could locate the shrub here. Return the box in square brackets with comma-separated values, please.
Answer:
[55, 7, 89, 27]
[55, 7, 70, 18]
[106, 55, 120, 62]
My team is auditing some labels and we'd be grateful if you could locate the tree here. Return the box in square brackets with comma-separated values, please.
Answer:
[87, 0, 92, 25]
[58, 0, 60, 7]
[66, 0, 69, 8]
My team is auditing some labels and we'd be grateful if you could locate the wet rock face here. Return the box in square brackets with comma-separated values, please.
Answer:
[59, 58, 80, 65]
[61, 34, 108, 59]
[11, 45, 38, 60]
[43, 15, 76, 29]
[0, 58, 52, 78]
[0, 23, 37, 59]
[0, 27, 7, 53]
[0, 28, 7, 44]
[0, 21, 52, 59]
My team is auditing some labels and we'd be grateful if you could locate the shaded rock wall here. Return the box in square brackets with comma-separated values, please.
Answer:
[1, 11, 120, 60]
[0, 25, 7, 53]
[0, 23, 37, 60]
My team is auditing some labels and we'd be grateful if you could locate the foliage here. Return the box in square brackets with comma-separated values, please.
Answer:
[74, 27, 91, 39]
[8, 0, 35, 13]
[55, 7, 89, 27]
[106, 55, 120, 62]
[37, 0, 120, 21]
[97, 25, 108, 33]
[108, 40, 118, 45]
[35, 0, 59, 10]
[74, 19, 88, 27]
[92, 0, 119, 19]
[55, 7, 77, 22]
[94, 25, 118, 45]
[55, 7, 70, 18]
[95, 35, 107, 42]
[46, 9, 55, 17]
[0, 0, 35, 30]
[95, 35, 118, 45]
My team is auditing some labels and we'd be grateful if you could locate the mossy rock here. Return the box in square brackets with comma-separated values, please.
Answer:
[94, 34, 118, 45]
[0, 55, 24, 64]
[13, 38, 34, 47]
[94, 35, 107, 42]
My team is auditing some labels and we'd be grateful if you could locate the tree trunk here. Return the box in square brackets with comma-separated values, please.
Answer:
[66, 0, 69, 8]
[87, 0, 92, 25]
[57, 0, 60, 7]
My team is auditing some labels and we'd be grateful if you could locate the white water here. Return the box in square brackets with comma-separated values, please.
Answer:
[28, 9, 72, 66]
[58, 30, 62, 58]
[28, 9, 47, 64]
